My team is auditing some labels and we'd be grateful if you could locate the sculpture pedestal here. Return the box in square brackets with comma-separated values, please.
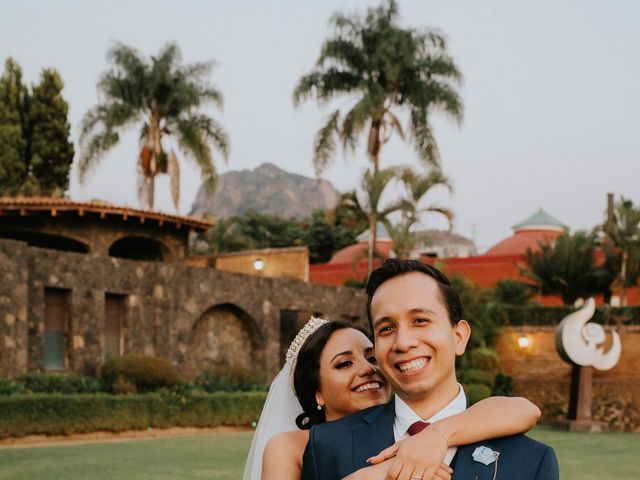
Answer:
[568, 364, 592, 421]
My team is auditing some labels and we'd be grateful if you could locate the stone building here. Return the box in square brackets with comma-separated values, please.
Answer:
[0, 197, 365, 380]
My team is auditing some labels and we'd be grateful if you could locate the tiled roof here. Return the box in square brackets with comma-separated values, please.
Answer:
[0, 196, 211, 231]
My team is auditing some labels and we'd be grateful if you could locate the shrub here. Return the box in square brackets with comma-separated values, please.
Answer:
[460, 368, 495, 389]
[493, 279, 536, 305]
[0, 378, 25, 396]
[470, 348, 499, 374]
[0, 391, 267, 438]
[464, 383, 492, 405]
[344, 278, 366, 289]
[17, 372, 103, 394]
[196, 366, 266, 392]
[102, 355, 180, 394]
[491, 373, 514, 397]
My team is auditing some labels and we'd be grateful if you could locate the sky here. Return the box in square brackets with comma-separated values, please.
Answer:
[2, 0, 639, 252]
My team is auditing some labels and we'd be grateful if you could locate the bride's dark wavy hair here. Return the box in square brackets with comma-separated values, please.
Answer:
[293, 320, 372, 429]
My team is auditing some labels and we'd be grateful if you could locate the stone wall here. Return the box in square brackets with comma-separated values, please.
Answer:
[0, 240, 29, 377]
[0, 239, 366, 380]
[495, 326, 640, 431]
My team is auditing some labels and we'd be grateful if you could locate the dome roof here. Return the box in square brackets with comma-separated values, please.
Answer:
[484, 229, 562, 256]
[328, 240, 393, 264]
[356, 222, 391, 242]
[484, 209, 566, 257]
[512, 208, 566, 232]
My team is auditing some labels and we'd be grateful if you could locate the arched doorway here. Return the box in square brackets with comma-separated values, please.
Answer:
[184, 304, 264, 378]
[0, 230, 89, 253]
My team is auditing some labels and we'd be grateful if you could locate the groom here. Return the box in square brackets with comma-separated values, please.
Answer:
[301, 259, 559, 480]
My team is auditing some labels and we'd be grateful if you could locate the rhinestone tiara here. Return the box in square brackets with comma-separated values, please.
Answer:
[285, 316, 329, 390]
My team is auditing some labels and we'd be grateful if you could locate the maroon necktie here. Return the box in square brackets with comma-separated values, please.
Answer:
[407, 420, 430, 436]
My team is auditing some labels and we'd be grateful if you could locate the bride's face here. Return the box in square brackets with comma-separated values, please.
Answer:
[314, 328, 389, 422]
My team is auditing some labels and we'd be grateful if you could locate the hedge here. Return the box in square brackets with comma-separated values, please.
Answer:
[0, 391, 267, 438]
[501, 305, 640, 326]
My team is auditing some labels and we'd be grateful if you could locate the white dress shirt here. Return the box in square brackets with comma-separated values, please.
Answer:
[392, 384, 467, 465]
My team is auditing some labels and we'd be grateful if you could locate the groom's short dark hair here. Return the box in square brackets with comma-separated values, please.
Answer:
[365, 259, 463, 331]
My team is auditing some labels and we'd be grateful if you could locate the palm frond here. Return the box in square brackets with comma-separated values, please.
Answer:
[313, 110, 340, 174]
[168, 149, 180, 211]
[409, 108, 440, 166]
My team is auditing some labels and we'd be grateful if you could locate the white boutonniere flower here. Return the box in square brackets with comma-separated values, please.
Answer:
[472, 446, 499, 465]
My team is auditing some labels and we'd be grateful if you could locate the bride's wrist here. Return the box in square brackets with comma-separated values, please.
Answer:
[428, 424, 449, 448]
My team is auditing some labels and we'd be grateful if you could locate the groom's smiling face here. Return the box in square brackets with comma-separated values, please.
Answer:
[370, 272, 470, 406]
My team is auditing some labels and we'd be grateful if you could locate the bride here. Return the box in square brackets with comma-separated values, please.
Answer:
[244, 318, 540, 480]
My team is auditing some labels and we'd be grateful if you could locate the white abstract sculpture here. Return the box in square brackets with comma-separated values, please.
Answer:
[555, 298, 621, 371]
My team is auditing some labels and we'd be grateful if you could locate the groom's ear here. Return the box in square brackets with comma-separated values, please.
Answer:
[454, 319, 471, 356]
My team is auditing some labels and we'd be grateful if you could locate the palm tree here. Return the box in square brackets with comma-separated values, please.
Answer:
[78, 42, 229, 211]
[384, 168, 453, 258]
[523, 231, 612, 305]
[603, 196, 640, 305]
[338, 168, 402, 267]
[293, 0, 462, 273]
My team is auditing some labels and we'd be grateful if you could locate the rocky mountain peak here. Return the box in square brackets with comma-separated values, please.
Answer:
[190, 163, 341, 219]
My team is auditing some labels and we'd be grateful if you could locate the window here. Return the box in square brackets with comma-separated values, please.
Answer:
[44, 288, 70, 371]
[105, 294, 125, 360]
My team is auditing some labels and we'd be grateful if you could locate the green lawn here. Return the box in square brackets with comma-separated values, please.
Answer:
[0, 428, 638, 479]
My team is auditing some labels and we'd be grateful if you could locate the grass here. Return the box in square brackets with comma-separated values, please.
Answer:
[0, 428, 638, 479]
[0, 432, 254, 480]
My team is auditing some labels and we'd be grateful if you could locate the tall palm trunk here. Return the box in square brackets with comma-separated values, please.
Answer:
[366, 120, 382, 276]
[621, 248, 628, 306]
[145, 109, 162, 210]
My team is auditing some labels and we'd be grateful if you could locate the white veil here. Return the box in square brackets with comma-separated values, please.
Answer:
[242, 361, 303, 480]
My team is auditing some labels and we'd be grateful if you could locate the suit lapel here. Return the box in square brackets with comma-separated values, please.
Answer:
[452, 443, 501, 480]
[352, 400, 396, 471]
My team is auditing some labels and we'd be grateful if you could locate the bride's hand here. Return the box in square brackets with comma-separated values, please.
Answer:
[342, 461, 451, 480]
[366, 426, 450, 480]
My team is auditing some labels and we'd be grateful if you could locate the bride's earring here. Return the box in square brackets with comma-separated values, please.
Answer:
[317, 404, 323, 410]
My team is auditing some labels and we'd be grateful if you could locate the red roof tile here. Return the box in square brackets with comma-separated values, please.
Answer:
[0, 196, 211, 231]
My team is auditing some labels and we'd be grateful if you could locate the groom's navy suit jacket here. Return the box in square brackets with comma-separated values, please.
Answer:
[301, 399, 559, 480]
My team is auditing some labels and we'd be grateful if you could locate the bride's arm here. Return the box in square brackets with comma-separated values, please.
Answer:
[262, 431, 305, 480]
[432, 396, 541, 446]
[366, 397, 540, 479]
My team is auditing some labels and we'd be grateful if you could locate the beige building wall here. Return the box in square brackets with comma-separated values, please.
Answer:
[215, 247, 309, 281]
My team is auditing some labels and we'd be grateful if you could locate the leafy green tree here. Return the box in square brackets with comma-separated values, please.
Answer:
[305, 209, 358, 263]
[329, 191, 369, 235]
[79, 42, 229, 210]
[603, 196, 640, 305]
[493, 279, 536, 306]
[293, 0, 462, 272]
[27, 69, 74, 196]
[192, 216, 254, 256]
[0, 59, 26, 194]
[232, 211, 306, 249]
[0, 58, 73, 196]
[523, 231, 612, 305]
